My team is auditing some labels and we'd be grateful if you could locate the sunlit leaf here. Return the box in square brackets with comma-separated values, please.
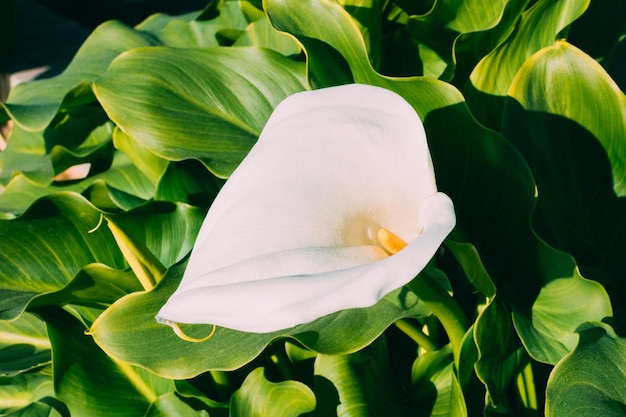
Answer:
[145, 392, 208, 417]
[546, 322, 626, 417]
[0, 312, 50, 376]
[0, 193, 125, 320]
[230, 368, 315, 417]
[90, 261, 430, 378]
[513, 274, 612, 364]
[0, 371, 54, 415]
[467, 0, 589, 127]
[407, 0, 508, 79]
[504, 40, 626, 335]
[94, 46, 307, 178]
[136, 1, 249, 47]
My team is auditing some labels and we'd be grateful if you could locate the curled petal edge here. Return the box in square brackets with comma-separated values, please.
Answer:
[156, 192, 455, 333]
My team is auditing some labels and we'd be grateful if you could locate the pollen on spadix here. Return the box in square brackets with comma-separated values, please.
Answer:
[377, 228, 408, 255]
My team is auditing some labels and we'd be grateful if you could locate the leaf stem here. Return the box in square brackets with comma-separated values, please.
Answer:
[408, 273, 469, 365]
[394, 318, 438, 351]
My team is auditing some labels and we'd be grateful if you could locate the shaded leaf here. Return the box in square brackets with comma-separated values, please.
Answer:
[313, 338, 410, 417]
[411, 346, 467, 417]
[44, 307, 173, 417]
[1, 21, 160, 130]
[503, 41, 626, 334]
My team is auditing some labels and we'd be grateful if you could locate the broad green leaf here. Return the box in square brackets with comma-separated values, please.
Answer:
[44, 307, 173, 417]
[0, 312, 50, 376]
[230, 367, 315, 417]
[265, 0, 465, 111]
[0, 371, 54, 415]
[112, 128, 168, 185]
[106, 201, 204, 270]
[546, 322, 626, 417]
[411, 346, 467, 417]
[0, 193, 125, 320]
[313, 338, 410, 417]
[234, 15, 302, 56]
[503, 41, 626, 335]
[90, 261, 430, 378]
[31, 264, 142, 310]
[512, 274, 613, 364]
[467, 0, 589, 127]
[94, 46, 307, 178]
[507, 41, 626, 196]
[136, 1, 250, 47]
[407, 0, 508, 79]
[454, 0, 530, 80]
[0, 21, 160, 130]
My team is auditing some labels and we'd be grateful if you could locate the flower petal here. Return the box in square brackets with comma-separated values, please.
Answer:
[157, 84, 455, 333]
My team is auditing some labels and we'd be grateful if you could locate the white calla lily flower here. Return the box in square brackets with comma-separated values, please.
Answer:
[156, 84, 455, 334]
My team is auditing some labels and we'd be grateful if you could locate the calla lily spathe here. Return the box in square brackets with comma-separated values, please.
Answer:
[156, 84, 455, 333]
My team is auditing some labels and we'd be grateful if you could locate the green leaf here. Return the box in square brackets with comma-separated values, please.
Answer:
[264, 0, 612, 363]
[313, 338, 410, 417]
[230, 367, 315, 417]
[0, 151, 155, 216]
[3, 400, 64, 417]
[411, 346, 467, 417]
[93, 46, 307, 178]
[546, 322, 626, 417]
[407, 0, 508, 79]
[90, 261, 430, 378]
[146, 392, 209, 417]
[474, 298, 525, 412]
[512, 273, 612, 365]
[503, 40, 626, 335]
[234, 15, 302, 56]
[467, 0, 590, 127]
[106, 201, 204, 271]
[0, 371, 54, 415]
[136, 1, 250, 47]
[1, 21, 160, 130]
[507, 41, 626, 196]
[0, 312, 50, 376]
[112, 128, 168, 185]
[44, 307, 174, 417]
[154, 160, 224, 207]
[0, 193, 125, 320]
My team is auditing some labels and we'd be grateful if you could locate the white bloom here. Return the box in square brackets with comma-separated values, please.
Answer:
[156, 84, 455, 333]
